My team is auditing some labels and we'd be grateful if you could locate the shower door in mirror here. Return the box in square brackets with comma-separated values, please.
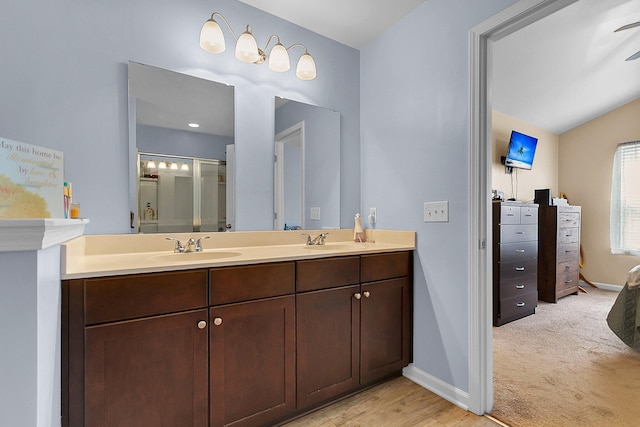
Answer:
[138, 153, 225, 233]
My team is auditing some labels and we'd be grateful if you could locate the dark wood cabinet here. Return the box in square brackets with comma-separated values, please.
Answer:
[210, 296, 296, 427]
[85, 310, 209, 427]
[492, 201, 539, 326]
[63, 252, 412, 427]
[537, 205, 581, 303]
[296, 252, 412, 410]
[209, 262, 296, 427]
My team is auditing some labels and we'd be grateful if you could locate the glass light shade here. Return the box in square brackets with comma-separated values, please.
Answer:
[235, 29, 260, 63]
[159, 162, 167, 169]
[269, 43, 290, 72]
[181, 163, 189, 171]
[170, 162, 178, 170]
[146, 160, 156, 169]
[296, 53, 317, 80]
[199, 19, 225, 53]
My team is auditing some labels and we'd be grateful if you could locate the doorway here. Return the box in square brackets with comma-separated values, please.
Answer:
[468, 0, 578, 415]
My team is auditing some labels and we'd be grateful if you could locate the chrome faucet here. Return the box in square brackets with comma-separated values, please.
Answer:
[166, 236, 210, 253]
[302, 232, 329, 246]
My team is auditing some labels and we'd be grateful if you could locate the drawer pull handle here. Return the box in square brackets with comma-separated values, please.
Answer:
[363, 291, 371, 298]
[565, 279, 573, 284]
[515, 267, 526, 271]
[516, 302, 526, 307]
[213, 317, 223, 326]
[565, 265, 570, 270]
[515, 284, 525, 289]
[515, 231, 525, 235]
[197, 321, 207, 329]
[524, 214, 532, 217]
[354, 293, 362, 300]
[515, 249, 525, 253]
[507, 213, 515, 216]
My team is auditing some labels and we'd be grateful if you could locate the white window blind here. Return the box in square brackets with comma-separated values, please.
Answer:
[610, 140, 640, 256]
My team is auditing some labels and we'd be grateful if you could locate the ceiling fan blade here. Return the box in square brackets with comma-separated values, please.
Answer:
[614, 21, 640, 32]
[626, 50, 640, 61]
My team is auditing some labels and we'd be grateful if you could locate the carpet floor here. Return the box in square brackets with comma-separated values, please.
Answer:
[491, 286, 640, 426]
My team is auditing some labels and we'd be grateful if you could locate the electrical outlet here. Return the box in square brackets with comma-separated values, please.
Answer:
[310, 207, 320, 220]
[369, 207, 377, 224]
[424, 201, 449, 222]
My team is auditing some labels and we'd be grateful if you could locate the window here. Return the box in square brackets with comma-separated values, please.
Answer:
[610, 141, 640, 256]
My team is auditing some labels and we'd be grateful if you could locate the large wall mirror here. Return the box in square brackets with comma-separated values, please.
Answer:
[128, 62, 234, 233]
[274, 98, 340, 230]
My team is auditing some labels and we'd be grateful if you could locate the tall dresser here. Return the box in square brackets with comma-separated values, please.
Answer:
[492, 201, 539, 326]
[537, 204, 581, 303]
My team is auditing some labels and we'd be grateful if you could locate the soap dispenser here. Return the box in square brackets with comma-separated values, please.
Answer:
[353, 213, 366, 242]
[144, 202, 154, 221]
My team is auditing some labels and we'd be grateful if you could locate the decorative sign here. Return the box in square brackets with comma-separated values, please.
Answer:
[0, 137, 64, 218]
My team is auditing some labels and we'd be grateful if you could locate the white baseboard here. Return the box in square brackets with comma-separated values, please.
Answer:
[581, 280, 623, 292]
[402, 364, 470, 411]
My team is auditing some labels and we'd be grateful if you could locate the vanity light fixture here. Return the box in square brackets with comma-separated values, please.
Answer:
[146, 160, 156, 169]
[159, 162, 167, 169]
[188, 123, 200, 128]
[199, 11, 317, 80]
[181, 163, 189, 171]
[170, 162, 179, 170]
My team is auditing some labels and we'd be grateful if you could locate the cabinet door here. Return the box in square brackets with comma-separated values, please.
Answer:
[210, 296, 295, 427]
[85, 310, 209, 427]
[296, 285, 360, 409]
[360, 278, 411, 385]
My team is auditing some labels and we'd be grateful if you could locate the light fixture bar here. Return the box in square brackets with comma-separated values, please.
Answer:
[199, 11, 316, 80]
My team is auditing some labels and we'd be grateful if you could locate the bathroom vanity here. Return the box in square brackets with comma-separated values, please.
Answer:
[61, 230, 414, 427]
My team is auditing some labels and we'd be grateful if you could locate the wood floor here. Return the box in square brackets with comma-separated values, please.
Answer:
[282, 376, 502, 427]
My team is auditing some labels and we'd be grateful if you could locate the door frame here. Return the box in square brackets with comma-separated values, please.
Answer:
[467, 0, 578, 414]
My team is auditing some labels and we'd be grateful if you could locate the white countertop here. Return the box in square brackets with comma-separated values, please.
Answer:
[61, 229, 415, 279]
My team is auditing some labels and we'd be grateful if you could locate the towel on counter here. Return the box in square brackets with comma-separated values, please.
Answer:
[607, 265, 640, 350]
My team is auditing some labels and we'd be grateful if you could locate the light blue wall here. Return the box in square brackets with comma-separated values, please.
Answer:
[137, 124, 230, 161]
[360, 0, 518, 392]
[0, 0, 359, 234]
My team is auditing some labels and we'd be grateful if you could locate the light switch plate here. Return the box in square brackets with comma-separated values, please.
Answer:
[424, 201, 449, 222]
[310, 207, 320, 220]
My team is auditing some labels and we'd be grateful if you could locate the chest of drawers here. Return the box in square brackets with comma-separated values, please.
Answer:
[538, 205, 581, 303]
[492, 201, 539, 326]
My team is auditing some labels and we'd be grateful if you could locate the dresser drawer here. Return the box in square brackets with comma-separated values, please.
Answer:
[520, 206, 538, 224]
[556, 269, 579, 291]
[499, 258, 537, 281]
[558, 227, 580, 244]
[500, 275, 537, 300]
[500, 224, 538, 243]
[361, 251, 411, 283]
[499, 291, 538, 320]
[557, 243, 580, 261]
[500, 205, 521, 224]
[558, 211, 580, 227]
[499, 241, 538, 263]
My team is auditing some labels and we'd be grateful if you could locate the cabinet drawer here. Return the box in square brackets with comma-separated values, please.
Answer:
[558, 212, 580, 227]
[500, 275, 537, 300]
[558, 227, 580, 244]
[296, 256, 360, 292]
[556, 269, 579, 291]
[520, 206, 538, 224]
[361, 251, 411, 283]
[84, 270, 208, 325]
[210, 262, 295, 305]
[500, 205, 521, 224]
[557, 243, 580, 261]
[500, 224, 538, 243]
[499, 241, 538, 263]
[499, 292, 537, 320]
[499, 258, 537, 281]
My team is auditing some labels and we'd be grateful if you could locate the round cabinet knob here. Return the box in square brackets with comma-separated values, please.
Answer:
[363, 291, 371, 298]
[197, 320, 207, 329]
[354, 293, 362, 300]
[213, 317, 223, 326]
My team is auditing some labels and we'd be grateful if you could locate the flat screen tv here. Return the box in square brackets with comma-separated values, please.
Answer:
[504, 130, 538, 170]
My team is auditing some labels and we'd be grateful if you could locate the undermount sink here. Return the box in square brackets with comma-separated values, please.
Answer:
[150, 251, 242, 262]
[303, 242, 368, 250]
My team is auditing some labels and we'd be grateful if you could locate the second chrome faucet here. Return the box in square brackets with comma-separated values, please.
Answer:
[166, 236, 210, 253]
